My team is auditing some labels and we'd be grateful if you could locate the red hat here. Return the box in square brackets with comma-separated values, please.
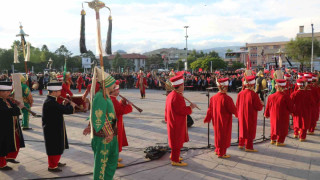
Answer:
[298, 73, 304, 78]
[170, 75, 184, 87]
[296, 78, 305, 86]
[264, 69, 270, 74]
[244, 75, 255, 85]
[312, 74, 317, 80]
[284, 74, 291, 80]
[276, 79, 286, 87]
[304, 75, 312, 82]
[304, 73, 311, 77]
[217, 78, 229, 86]
[57, 75, 63, 81]
[114, 80, 120, 90]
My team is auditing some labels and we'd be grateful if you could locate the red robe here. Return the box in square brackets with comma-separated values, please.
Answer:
[204, 93, 237, 150]
[86, 82, 101, 94]
[236, 89, 263, 140]
[136, 77, 147, 94]
[165, 91, 192, 150]
[57, 83, 73, 104]
[309, 84, 320, 131]
[110, 96, 132, 152]
[284, 81, 294, 97]
[77, 76, 84, 89]
[290, 90, 311, 130]
[265, 91, 293, 139]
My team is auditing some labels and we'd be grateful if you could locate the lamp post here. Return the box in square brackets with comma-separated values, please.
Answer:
[184, 26, 189, 71]
[311, 23, 314, 72]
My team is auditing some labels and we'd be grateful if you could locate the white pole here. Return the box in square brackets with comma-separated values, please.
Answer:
[184, 26, 189, 71]
[311, 23, 314, 72]
[210, 61, 212, 73]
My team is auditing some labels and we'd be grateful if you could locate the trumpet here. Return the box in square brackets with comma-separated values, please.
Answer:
[9, 97, 40, 117]
[119, 94, 143, 113]
[58, 96, 82, 109]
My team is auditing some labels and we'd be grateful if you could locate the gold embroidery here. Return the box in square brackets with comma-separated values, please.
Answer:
[95, 109, 103, 127]
[108, 112, 115, 119]
[99, 148, 109, 179]
[24, 87, 29, 95]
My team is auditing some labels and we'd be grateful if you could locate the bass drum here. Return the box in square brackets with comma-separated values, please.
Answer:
[32, 82, 39, 90]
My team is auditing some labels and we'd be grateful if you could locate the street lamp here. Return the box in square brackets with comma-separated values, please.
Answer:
[184, 26, 189, 71]
[311, 23, 314, 72]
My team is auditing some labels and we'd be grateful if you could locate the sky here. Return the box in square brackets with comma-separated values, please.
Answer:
[0, 0, 319, 55]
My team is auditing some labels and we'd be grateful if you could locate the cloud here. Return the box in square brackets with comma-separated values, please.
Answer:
[0, 0, 319, 55]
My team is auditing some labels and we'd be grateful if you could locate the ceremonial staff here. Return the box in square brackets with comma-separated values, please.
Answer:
[16, 23, 30, 82]
[81, 0, 113, 99]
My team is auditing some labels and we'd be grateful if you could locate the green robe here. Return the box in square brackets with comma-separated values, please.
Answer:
[269, 80, 276, 95]
[21, 83, 31, 128]
[91, 91, 119, 180]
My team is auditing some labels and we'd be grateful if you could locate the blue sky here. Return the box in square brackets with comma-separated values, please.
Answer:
[0, 0, 319, 55]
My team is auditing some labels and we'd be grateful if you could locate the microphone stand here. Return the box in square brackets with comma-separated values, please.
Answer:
[205, 87, 214, 148]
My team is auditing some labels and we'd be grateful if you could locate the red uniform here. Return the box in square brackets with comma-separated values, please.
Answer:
[110, 96, 132, 152]
[85, 82, 101, 94]
[284, 81, 294, 97]
[165, 91, 192, 162]
[77, 76, 84, 93]
[204, 92, 237, 156]
[136, 76, 147, 98]
[265, 91, 293, 143]
[308, 83, 320, 132]
[290, 89, 312, 139]
[236, 89, 263, 149]
[57, 83, 73, 104]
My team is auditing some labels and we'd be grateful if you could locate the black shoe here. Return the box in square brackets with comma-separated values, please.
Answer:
[6, 159, 20, 164]
[58, 162, 66, 167]
[22, 127, 33, 131]
[0, 166, 12, 171]
[48, 167, 62, 172]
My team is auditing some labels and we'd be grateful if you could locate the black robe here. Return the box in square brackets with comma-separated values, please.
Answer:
[42, 96, 74, 156]
[38, 77, 44, 90]
[0, 98, 23, 157]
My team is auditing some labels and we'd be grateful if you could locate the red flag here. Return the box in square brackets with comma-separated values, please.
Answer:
[199, 68, 203, 72]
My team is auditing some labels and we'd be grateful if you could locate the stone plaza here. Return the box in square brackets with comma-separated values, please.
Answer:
[1, 89, 320, 180]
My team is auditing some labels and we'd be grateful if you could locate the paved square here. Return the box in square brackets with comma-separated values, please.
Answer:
[1, 89, 320, 180]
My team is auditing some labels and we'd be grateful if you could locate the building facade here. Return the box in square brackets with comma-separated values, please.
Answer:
[143, 48, 190, 64]
[224, 48, 248, 66]
[245, 25, 320, 70]
[107, 53, 147, 72]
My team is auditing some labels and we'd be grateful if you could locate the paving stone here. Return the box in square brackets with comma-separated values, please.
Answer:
[0, 89, 319, 180]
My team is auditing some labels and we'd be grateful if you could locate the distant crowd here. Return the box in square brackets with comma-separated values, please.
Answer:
[0, 69, 317, 93]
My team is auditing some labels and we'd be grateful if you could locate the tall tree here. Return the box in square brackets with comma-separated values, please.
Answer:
[145, 54, 164, 70]
[286, 37, 320, 70]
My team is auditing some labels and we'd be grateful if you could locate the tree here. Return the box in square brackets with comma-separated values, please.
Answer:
[207, 50, 219, 58]
[190, 56, 227, 71]
[145, 54, 164, 70]
[286, 37, 320, 70]
[124, 59, 135, 71]
[231, 61, 245, 70]
[111, 53, 126, 72]
[190, 59, 203, 70]
[226, 49, 233, 53]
